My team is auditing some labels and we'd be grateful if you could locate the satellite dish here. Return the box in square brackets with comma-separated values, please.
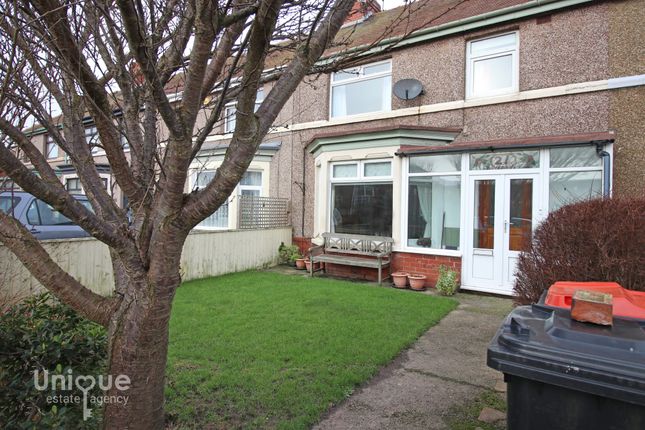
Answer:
[393, 79, 423, 100]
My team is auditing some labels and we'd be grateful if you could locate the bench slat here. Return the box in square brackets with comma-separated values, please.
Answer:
[313, 254, 390, 269]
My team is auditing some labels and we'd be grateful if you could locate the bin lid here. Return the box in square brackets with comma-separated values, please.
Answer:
[544, 281, 645, 320]
[488, 304, 645, 406]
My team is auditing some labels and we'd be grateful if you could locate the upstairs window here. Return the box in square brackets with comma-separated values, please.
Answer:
[85, 125, 102, 155]
[466, 32, 518, 99]
[45, 134, 59, 159]
[224, 89, 264, 133]
[330, 60, 391, 118]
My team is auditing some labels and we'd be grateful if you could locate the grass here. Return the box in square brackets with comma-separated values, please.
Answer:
[165, 271, 457, 429]
[445, 390, 507, 430]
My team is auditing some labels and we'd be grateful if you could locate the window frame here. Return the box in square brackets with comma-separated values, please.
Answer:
[401, 155, 464, 257]
[45, 134, 59, 159]
[328, 159, 393, 235]
[547, 145, 604, 212]
[466, 31, 519, 100]
[224, 89, 265, 134]
[329, 59, 393, 120]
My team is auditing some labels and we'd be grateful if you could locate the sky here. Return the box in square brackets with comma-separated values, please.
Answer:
[382, 0, 410, 10]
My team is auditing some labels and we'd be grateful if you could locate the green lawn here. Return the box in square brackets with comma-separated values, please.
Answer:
[165, 271, 457, 429]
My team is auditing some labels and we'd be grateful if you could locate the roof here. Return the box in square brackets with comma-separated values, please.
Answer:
[397, 131, 616, 155]
[330, 0, 532, 52]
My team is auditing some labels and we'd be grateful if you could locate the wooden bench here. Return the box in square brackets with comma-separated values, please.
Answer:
[308, 233, 394, 285]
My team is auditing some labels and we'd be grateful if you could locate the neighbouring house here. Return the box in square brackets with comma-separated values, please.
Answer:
[18, 0, 645, 295]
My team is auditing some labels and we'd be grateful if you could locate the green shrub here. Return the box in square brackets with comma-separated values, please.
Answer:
[436, 265, 459, 296]
[514, 197, 645, 305]
[278, 242, 302, 265]
[0, 294, 107, 429]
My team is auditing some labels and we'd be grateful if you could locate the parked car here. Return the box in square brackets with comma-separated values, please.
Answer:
[0, 191, 92, 240]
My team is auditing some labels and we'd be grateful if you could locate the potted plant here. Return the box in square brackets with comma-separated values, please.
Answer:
[278, 243, 302, 267]
[392, 272, 408, 288]
[436, 265, 459, 296]
[295, 257, 306, 269]
[408, 273, 427, 290]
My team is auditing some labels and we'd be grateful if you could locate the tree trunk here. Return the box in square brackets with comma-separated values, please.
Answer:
[101, 277, 178, 429]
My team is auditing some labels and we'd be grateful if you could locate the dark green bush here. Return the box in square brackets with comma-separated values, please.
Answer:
[0, 294, 107, 429]
[514, 197, 645, 305]
[278, 242, 302, 264]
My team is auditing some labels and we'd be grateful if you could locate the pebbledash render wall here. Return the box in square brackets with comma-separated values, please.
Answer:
[200, 0, 642, 286]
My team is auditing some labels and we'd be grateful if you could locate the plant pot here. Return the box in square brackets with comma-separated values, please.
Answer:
[408, 274, 427, 291]
[295, 258, 306, 270]
[304, 259, 311, 271]
[392, 272, 409, 289]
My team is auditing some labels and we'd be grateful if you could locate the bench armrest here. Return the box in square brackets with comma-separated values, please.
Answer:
[308, 245, 324, 259]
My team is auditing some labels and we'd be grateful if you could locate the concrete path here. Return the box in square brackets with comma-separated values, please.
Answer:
[313, 292, 513, 430]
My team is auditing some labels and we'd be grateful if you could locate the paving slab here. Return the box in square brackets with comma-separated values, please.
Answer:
[314, 291, 513, 430]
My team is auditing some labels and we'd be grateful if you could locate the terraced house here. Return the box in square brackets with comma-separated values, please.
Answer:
[16, 0, 645, 295]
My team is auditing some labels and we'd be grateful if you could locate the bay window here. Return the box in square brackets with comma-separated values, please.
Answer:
[330, 160, 392, 236]
[330, 60, 391, 118]
[549, 146, 603, 211]
[406, 154, 461, 250]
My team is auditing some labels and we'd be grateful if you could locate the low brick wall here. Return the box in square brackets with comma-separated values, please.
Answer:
[309, 247, 462, 289]
[391, 252, 462, 288]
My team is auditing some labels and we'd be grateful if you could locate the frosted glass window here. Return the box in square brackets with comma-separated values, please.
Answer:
[550, 146, 602, 168]
[549, 171, 602, 211]
[331, 61, 391, 118]
[333, 164, 357, 178]
[470, 151, 539, 170]
[364, 162, 391, 177]
[467, 32, 518, 98]
[409, 154, 461, 173]
[470, 33, 517, 57]
[472, 55, 513, 94]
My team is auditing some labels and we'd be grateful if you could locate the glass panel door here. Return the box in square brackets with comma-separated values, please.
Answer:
[473, 179, 495, 249]
[508, 178, 533, 251]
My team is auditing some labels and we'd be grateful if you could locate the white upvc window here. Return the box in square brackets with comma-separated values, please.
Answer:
[330, 60, 392, 119]
[548, 146, 603, 212]
[466, 32, 519, 99]
[405, 154, 462, 251]
[224, 89, 265, 133]
[192, 169, 264, 229]
[45, 134, 59, 159]
[329, 159, 393, 237]
[84, 124, 103, 155]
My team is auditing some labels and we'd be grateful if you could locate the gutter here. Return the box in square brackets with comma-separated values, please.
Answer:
[396, 139, 614, 157]
[318, 0, 595, 65]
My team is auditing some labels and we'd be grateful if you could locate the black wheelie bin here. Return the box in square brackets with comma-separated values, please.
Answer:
[487, 304, 645, 430]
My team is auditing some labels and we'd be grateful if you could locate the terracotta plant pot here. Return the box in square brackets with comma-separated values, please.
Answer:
[408, 274, 427, 291]
[295, 258, 306, 270]
[392, 272, 409, 289]
[304, 259, 311, 271]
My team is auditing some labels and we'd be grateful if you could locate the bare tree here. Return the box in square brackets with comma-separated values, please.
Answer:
[0, 0, 431, 427]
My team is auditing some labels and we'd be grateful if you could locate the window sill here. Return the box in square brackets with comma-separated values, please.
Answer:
[329, 109, 391, 122]
[394, 246, 462, 258]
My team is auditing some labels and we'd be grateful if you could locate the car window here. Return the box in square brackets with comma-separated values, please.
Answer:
[0, 196, 20, 213]
[27, 198, 93, 226]
[35, 200, 76, 225]
[26, 200, 40, 225]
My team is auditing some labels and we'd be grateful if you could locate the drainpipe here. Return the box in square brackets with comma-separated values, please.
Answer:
[595, 142, 611, 198]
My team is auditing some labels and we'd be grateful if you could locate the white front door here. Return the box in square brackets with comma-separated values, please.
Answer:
[463, 173, 540, 295]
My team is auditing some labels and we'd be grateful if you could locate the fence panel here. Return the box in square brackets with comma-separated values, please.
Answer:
[238, 196, 289, 229]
